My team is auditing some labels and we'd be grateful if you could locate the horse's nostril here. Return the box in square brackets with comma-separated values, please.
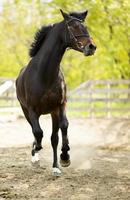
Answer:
[89, 44, 96, 50]
[94, 45, 97, 50]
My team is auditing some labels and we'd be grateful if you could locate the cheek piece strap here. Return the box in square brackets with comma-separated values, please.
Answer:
[65, 18, 92, 51]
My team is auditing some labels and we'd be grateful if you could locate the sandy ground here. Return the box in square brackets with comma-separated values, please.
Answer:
[0, 114, 130, 200]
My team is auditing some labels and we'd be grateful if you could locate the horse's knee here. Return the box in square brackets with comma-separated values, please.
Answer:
[33, 128, 43, 148]
[33, 128, 43, 137]
[59, 117, 69, 131]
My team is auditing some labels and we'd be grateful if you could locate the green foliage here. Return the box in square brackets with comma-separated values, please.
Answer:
[0, 0, 130, 89]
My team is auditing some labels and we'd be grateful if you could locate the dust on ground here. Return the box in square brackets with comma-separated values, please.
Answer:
[0, 115, 130, 200]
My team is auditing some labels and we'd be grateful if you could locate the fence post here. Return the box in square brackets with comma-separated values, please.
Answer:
[88, 82, 94, 118]
[106, 81, 111, 118]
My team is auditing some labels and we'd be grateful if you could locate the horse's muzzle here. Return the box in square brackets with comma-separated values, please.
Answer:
[83, 43, 97, 56]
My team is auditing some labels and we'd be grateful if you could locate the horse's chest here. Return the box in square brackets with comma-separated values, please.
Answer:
[42, 91, 60, 104]
[40, 88, 64, 112]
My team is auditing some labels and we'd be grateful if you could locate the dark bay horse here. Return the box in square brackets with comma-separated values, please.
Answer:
[16, 10, 96, 176]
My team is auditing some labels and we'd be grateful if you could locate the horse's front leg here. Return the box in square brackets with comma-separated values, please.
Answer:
[20, 105, 43, 166]
[28, 108, 43, 166]
[51, 111, 61, 176]
[59, 106, 70, 167]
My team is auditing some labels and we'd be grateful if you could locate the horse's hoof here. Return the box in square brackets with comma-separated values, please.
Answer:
[60, 159, 71, 167]
[52, 168, 61, 177]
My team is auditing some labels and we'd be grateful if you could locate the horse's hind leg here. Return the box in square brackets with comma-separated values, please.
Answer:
[59, 106, 70, 167]
[51, 111, 61, 176]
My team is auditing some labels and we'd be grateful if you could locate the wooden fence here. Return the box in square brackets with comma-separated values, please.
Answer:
[68, 79, 130, 118]
[1, 78, 130, 118]
[0, 78, 17, 112]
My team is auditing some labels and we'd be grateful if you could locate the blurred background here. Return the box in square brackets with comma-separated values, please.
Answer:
[0, 2, 130, 199]
[0, 0, 130, 118]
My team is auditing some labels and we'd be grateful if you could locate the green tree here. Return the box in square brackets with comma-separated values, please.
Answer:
[0, 0, 129, 89]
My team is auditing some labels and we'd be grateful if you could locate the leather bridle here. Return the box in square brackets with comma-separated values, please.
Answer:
[65, 18, 91, 50]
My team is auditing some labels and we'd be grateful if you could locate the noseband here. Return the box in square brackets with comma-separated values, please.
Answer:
[65, 18, 90, 50]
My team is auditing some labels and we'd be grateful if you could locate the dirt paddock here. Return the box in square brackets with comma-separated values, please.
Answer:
[0, 114, 130, 200]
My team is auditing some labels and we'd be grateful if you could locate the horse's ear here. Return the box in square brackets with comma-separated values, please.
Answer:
[60, 9, 71, 21]
[81, 10, 88, 21]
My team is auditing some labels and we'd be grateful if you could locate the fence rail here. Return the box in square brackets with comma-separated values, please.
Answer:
[0, 78, 16, 109]
[0, 78, 130, 118]
[68, 79, 130, 118]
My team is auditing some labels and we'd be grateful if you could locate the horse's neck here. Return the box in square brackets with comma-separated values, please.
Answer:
[36, 24, 66, 85]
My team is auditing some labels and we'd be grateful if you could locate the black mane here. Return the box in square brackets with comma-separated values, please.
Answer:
[29, 12, 85, 58]
[29, 25, 53, 57]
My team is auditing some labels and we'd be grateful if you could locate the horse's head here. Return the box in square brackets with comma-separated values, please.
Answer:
[60, 9, 96, 56]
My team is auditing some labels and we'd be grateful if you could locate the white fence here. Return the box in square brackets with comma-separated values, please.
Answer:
[1, 78, 130, 118]
[0, 78, 17, 112]
[68, 80, 130, 118]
